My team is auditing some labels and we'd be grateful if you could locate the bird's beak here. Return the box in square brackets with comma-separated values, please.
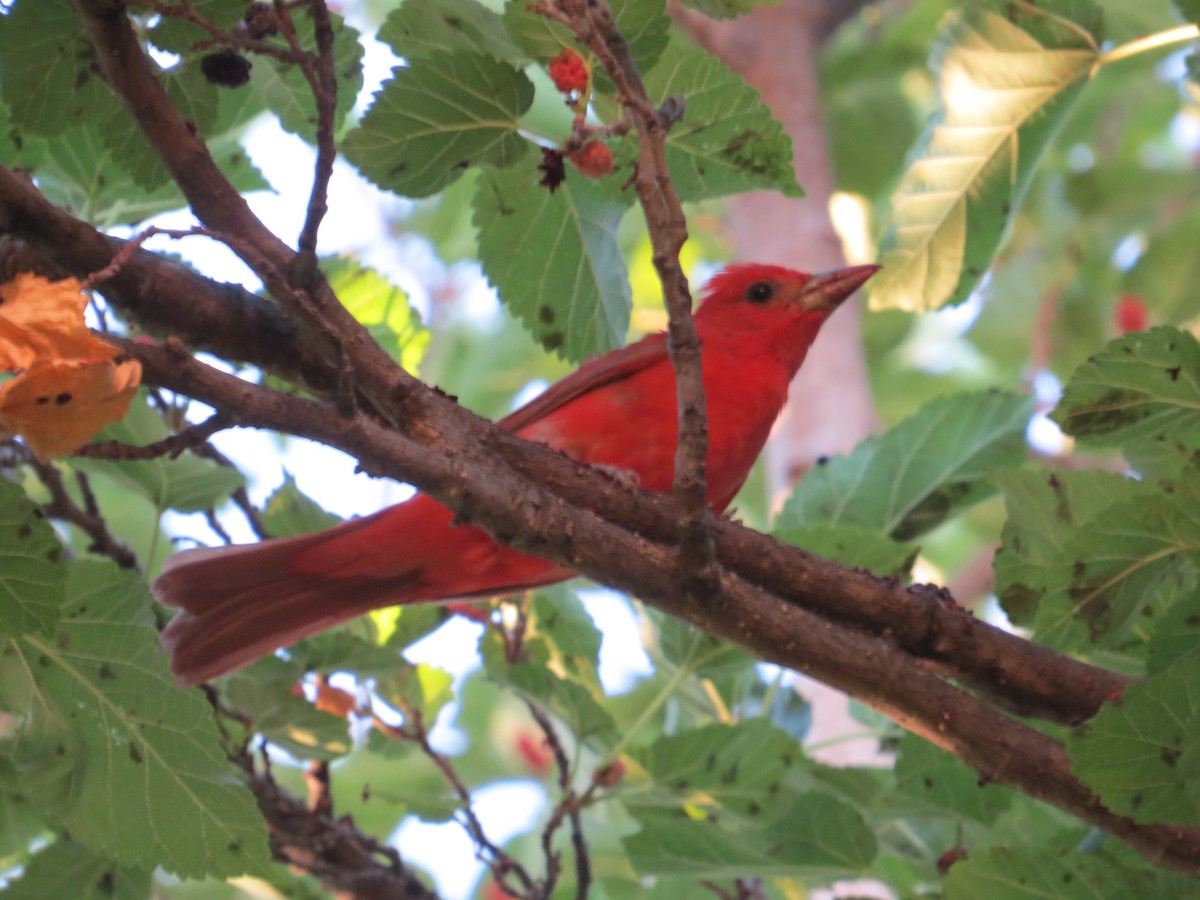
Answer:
[799, 264, 881, 312]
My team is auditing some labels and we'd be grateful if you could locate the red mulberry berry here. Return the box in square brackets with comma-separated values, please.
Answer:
[549, 49, 588, 94]
[568, 142, 613, 178]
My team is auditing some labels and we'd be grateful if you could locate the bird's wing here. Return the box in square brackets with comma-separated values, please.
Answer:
[498, 331, 669, 433]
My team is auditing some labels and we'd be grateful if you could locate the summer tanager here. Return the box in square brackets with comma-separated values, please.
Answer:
[156, 263, 878, 684]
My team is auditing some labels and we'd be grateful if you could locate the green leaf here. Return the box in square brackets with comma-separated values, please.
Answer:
[530, 587, 602, 688]
[72, 394, 244, 513]
[1068, 654, 1200, 827]
[2, 839, 150, 900]
[0, 480, 64, 638]
[994, 469, 1200, 651]
[0, 0, 118, 136]
[657, 614, 756, 681]
[1052, 327, 1200, 454]
[639, 33, 801, 201]
[261, 474, 343, 537]
[870, 0, 1101, 312]
[14, 563, 270, 877]
[777, 391, 1032, 541]
[474, 160, 632, 360]
[632, 719, 801, 821]
[624, 792, 875, 878]
[677, 0, 779, 21]
[323, 257, 429, 372]
[893, 733, 1013, 824]
[772, 523, 917, 577]
[1147, 579, 1200, 674]
[222, 657, 354, 761]
[942, 845, 1164, 899]
[381, 0, 526, 62]
[248, 11, 364, 142]
[343, 51, 533, 199]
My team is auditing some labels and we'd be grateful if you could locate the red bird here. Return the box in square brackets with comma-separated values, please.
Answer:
[156, 263, 878, 684]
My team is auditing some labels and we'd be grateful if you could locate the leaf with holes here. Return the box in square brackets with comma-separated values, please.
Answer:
[474, 158, 632, 360]
[869, 0, 1101, 312]
[0, 480, 64, 638]
[777, 390, 1031, 541]
[1069, 655, 1200, 827]
[13, 563, 270, 877]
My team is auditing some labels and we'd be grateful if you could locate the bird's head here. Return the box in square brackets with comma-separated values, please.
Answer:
[695, 263, 880, 369]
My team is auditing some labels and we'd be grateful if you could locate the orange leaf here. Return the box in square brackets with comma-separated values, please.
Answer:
[0, 357, 142, 461]
[0, 274, 98, 370]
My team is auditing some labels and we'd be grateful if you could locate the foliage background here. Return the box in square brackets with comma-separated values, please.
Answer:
[0, 0, 1199, 897]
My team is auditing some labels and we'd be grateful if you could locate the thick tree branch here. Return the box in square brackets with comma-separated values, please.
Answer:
[116, 337, 1200, 875]
[0, 164, 1122, 729]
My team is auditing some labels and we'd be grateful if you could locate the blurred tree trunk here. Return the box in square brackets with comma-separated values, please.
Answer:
[679, 0, 884, 767]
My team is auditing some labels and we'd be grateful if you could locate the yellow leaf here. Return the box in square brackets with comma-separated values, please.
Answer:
[0, 357, 142, 461]
[0, 274, 99, 370]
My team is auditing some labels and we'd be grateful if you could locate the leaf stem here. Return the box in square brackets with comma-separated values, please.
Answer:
[1098, 24, 1199, 67]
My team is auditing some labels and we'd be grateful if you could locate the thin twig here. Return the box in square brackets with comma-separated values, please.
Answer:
[371, 704, 536, 895]
[527, 700, 591, 900]
[73, 411, 231, 461]
[22, 450, 140, 569]
[293, 0, 339, 271]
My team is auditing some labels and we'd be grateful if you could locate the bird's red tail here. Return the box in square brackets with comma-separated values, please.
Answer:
[157, 532, 417, 685]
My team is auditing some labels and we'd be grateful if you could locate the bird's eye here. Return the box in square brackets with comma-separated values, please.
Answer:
[746, 282, 774, 303]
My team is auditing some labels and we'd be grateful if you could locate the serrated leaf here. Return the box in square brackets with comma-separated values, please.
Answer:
[677, 0, 779, 20]
[381, 0, 525, 62]
[1069, 655, 1200, 827]
[632, 719, 800, 821]
[773, 523, 917, 577]
[1053, 327, 1200, 454]
[474, 160, 632, 360]
[943, 845, 1161, 899]
[15, 563, 269, 877]
[343, 51, 533, 199]
[638, 33, 801, 201]
[248, 10, 364, 142]
[777, 391, 1031, 540]
[72, 394, 243, 513]
[261, 474, 343, 537]
[323, 257, 429, 372]
[870, 0, 1101, 312]
[995, 468, 1200, 651]
[2, 839, 150, 900]
[0, 0, 118, 136]
[893, 733, 1013, 823]
[0, 480, 64, 638]
[624, 791, 875, 879]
